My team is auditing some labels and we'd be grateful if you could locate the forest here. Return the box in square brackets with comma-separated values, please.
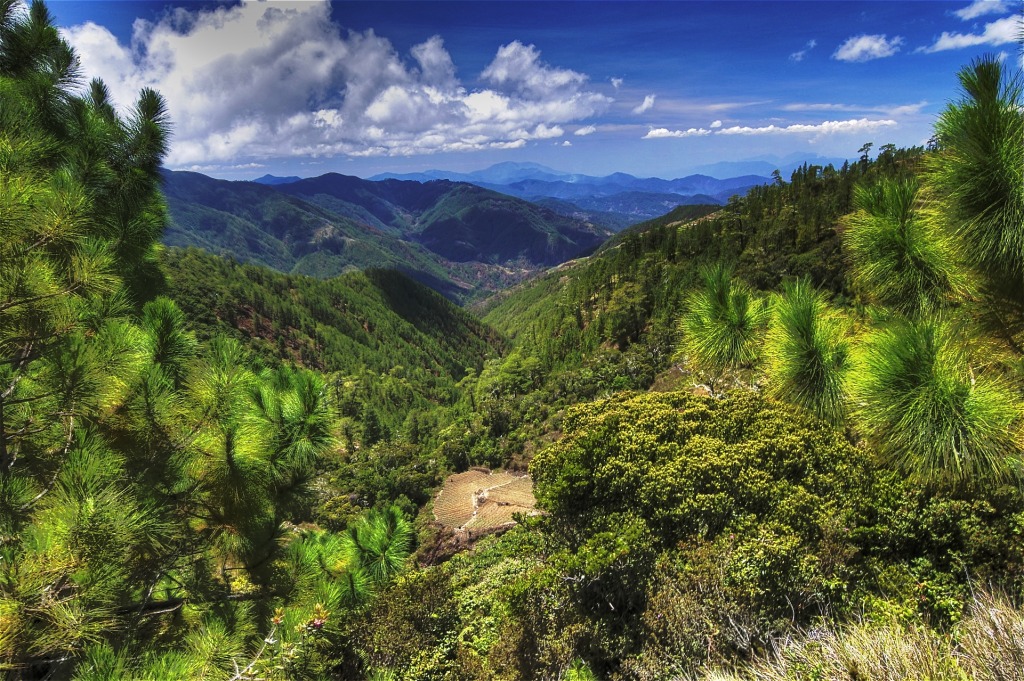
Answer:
[2, 1, 1024, 679]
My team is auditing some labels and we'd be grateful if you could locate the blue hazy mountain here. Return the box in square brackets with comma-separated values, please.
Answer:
[369, 162, 767, 223]
[252, 174, 303, 185]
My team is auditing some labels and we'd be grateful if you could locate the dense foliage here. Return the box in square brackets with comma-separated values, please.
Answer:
[0, 5, 417, 678]
[333, 392, 1023, 679]
[161, 247, 501, 437]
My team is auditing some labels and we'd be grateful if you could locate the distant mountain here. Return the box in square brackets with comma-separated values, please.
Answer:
[161, 169, 465, 296]
[370, 161, 567, 184]
[557, 190, 719, 218]
[482, 174, 764, 201]
[372, 162, 766, 196]
[688, 153, 850, 180]
[252, 174, 303, 185]
[371, 162, 766, 228]
[530, 198, 638, 232]
[161, 169, 611, 301]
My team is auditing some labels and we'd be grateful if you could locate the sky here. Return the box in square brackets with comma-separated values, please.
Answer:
[46, 0, 1023, 180]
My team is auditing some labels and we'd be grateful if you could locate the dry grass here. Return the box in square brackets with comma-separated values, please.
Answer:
[696, 590, 1024, 681]
[433, 468, 537, 532]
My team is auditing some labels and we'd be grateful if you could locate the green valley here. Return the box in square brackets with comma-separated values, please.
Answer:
[3, 3, 1024, 680]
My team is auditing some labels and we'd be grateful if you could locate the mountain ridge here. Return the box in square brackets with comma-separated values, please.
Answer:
[161, 169, 612, 302]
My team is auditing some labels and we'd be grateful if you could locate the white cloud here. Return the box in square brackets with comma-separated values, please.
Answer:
[643, 127, 711, 139]
[524, 123, 565, 139]
[833, 34, 904, 62]
[782, 101, 927, 116]
[611, 77, 624, 89]
[61, 2, 610, 166]
[954, 0, 1010, 20]
[710, 119, 722, 128]
[561, 140, 572, 147]
[917, 15, 1020, 52]
[789, 39, 817, 62]
[482, 40, 588, 98]
[715, 118, 897, 138]
[490, 139, 527, 150]
[633, 94, 656, 114]
[575, 124, 597, 136]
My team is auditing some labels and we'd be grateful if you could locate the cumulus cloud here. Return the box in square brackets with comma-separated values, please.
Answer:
[833, 34, 904, 62]
[917, 15, 1019, 52]
[642, 127, 711, 139]
[611, 77, 624, 89]
[954, 0, 1010, 20]
[715, 118, 897, 137]
[575, 124, 597, 136]
[710, 119, 722, 128]
[561, 140, 572, 146]
[633, 94, 656, 114]
[61, 1, 609, 167]
[790, 39, 817, 62]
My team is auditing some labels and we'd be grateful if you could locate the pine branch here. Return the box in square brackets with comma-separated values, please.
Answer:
[0, 282, 83, 312]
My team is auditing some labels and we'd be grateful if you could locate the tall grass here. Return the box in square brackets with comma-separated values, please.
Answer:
[698, 590, 1024, 681]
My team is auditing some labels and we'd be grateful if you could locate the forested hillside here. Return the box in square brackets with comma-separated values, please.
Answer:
[3, 2, 1024, 680]
[162, 170, 464, 298]
[279, 174, 610, 266]
[161, 247, 501, 437]
[164, 168, 612, 303]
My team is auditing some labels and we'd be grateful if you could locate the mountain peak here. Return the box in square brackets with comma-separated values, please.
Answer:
[252, 174, 303, 185]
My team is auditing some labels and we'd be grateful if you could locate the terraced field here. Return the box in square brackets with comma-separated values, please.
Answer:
[434, 468, 537, 533]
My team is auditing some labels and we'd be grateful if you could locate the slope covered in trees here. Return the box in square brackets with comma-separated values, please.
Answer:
[161, 247, 502, 437]
[162, 170, 464, 298]
[279, 173, 611, 266]
[164, 169, 612, 303]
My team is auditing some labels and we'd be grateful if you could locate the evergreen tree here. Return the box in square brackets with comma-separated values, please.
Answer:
[843, 177, 969, 316]
[928, 56, 1024, 340]
[852, 317, 1023, 483]
[763, 278, 850, 424]
[0, 5, 370, 677]
[678, 263, 768, 394]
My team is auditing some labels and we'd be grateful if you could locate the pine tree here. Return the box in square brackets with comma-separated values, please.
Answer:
[763, 278, 850, 424]
[928, 56, 1024, 340]
[678, 263, 768, 394]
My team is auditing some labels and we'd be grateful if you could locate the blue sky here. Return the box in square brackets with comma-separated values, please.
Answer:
[49, 0, 1022, 179]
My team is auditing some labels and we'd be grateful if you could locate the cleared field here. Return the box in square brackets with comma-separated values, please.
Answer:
[433, 469, 489, 528]
[487, 476, 535, 508]
[464, 502, 519, 531]
[434, 468, 536, 532]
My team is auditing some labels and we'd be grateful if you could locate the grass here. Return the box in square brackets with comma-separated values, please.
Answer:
[698, 590, 1024, 681]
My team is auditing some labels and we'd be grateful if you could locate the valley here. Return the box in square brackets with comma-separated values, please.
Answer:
[3, 2, 1024, 681]
[163, 163, 767, 303]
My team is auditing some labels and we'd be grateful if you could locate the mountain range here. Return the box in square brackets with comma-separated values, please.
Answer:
[162, 169, 613, 301]
[686, 152, 851, 179]
[366, 162, 769, 221]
